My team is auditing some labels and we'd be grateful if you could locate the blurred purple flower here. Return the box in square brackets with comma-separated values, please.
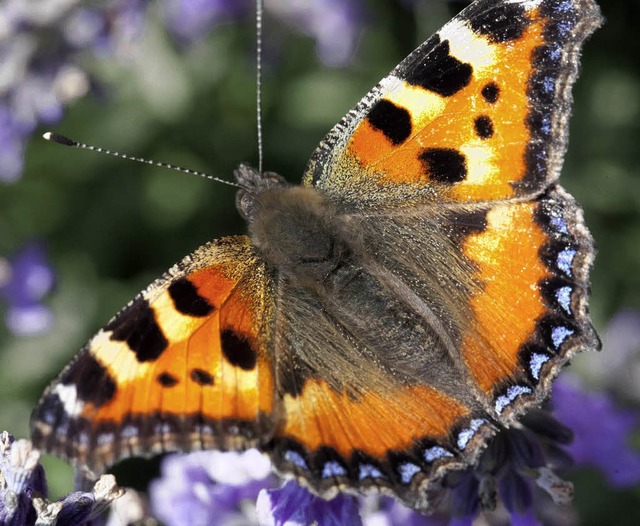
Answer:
[0, 431, 124, 526]
[1, 0, 79, 182]
[0, 105, 25, 182]
[370, 496, 450, 526]
[552, 376, 640, 488]
[268, 0, 364, 67]
[149, 449, 275, 525]
[0, 241, 55, 336]
[161, 0, 250, 42]
[63, 8, 110, 51]
[413, 406, 576, 525]
[0, 0, 153, 183]
[160, 0, 363, 66]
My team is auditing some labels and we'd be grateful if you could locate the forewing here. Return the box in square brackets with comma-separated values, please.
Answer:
[31, 236, 275, 476]
[303, 0, 602, 205]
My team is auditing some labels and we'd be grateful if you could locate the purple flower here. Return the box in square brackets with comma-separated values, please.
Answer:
[256, 481, 362, 526]
[0, 241, 55, 336]
[552, 376, 640, 488]
[149, 449, 275, 525]
[0, 432, 46, 525]
[370, 497, 450, 526]
[413, 407, 575, 525]
[0, 431, 124, 526]
[0, 0, 78, 182]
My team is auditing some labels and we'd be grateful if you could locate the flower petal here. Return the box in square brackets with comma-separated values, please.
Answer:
[256, 481, 362, 526]
[553, 377, 640, 488]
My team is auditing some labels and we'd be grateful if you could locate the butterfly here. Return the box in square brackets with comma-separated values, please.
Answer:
[31, 0, 602, 513]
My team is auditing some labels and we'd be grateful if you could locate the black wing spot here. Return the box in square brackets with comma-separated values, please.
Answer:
[60, 354, 117, 407]
[168, 277, 214, 317]
[474, 115, 494, 139]
[403, 35, 472, 97]
[481, 82, 500, 103]
[157, 372, 179, 387]
[419, 148, 467, 184]
[190, 368, 215, 386]
[221, 329, 257, 371]
[468, 2, 529, 43]
[367, 99, 412, 145]
[105, 298, 169, 362]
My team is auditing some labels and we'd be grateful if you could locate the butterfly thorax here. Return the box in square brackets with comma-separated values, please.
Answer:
[236, 164, 348, 291]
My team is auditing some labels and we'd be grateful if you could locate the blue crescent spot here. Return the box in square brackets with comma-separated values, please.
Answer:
[322, 460, 347, 479]
[424, 446, 454, 463]
[456, 418, 488, 450]
[547, 45, 562, 63]
[284, 450, 308, 470]
[41, 406, 57, 425]
[530, 352, 551, 380]
[557, 248, 576, 276]
[556, 1, 574, 14]
[97, 433, 114, 446]
[541, 114, 552, 136]
[555, 286, 573, 315]
[495, 385, 533, 415]
[121, 425, 138, 439]
[398, 462, 421, 484]
[557, 19, 575, 35]
[542, 76, 556, 95]
[358, 464, 384, 480]
[550, 215, 569, 234]
[551, 325, 575, 349]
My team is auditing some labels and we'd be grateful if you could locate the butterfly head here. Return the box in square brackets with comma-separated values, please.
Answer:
[235, 164, 345, 287]
[234, 164, 288, 221]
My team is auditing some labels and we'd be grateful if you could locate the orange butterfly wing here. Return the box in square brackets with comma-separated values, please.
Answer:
[31, 236, 275, 475]
[304, 0, 600, 204]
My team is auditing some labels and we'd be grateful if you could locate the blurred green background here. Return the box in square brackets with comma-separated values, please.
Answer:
[1, 0, 638, 523]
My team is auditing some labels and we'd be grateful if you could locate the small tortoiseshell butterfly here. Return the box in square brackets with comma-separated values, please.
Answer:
[32, 0, 602, 513]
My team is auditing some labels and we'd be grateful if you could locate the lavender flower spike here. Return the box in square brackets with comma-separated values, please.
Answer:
[0, 432, 124, 526]
[150, 449, 275, 525]
[256, 480, 363, 526]
[552, 376, 640, 488]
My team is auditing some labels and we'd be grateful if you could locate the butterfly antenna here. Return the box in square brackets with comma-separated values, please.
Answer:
[42, 132, 241, 188]
[256, 0, 264, 174]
